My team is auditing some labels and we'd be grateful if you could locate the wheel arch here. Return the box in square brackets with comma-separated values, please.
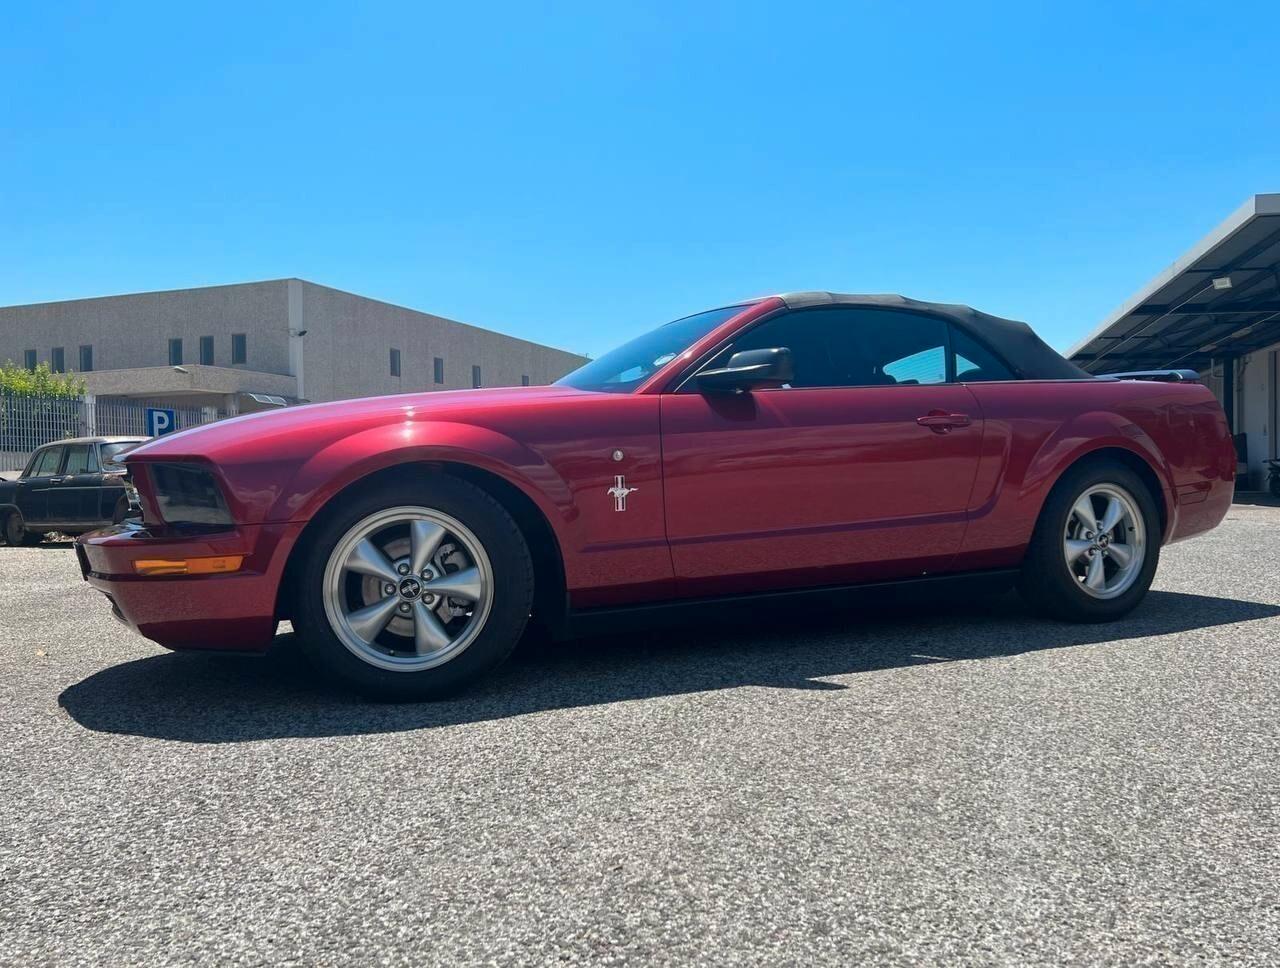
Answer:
[1, 503, 21, 534]
[275, 460, 568, 630]
[1042, 445, 1172, 542]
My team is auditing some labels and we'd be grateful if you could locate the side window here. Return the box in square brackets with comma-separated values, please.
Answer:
[62, 445, 93, 475]
[882, 344, 946, 385]
[26, 447, 63, 478]
[951, 327, 1016, 382]
[705, 308, 949, 388]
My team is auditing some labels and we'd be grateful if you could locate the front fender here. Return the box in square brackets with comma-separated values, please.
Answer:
[264, 420, 574, 539]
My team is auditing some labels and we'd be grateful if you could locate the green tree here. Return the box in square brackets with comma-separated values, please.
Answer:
[0, 360, 86, 398]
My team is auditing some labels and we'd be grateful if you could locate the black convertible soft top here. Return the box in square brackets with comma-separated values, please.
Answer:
[775, 292, 1089, 381]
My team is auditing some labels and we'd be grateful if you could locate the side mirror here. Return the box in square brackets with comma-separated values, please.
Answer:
[695, 347, 794, 393]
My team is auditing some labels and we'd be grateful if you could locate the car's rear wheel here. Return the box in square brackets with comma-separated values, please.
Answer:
[293, 476, 534, 700]
[1017, 460, 1160, 622]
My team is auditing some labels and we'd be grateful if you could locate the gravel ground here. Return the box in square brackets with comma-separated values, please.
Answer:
[2, 502, 1279, 966]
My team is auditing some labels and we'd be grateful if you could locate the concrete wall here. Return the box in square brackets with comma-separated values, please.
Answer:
[295, 281, 588, 402]
[0, 281, 292, 376]
[82, 364, 298, 399]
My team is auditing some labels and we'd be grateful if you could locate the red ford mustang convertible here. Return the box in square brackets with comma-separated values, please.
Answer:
[77, 293, 1235, 698]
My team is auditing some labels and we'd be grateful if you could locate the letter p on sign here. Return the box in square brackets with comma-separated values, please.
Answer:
[146, 407, 177, 436]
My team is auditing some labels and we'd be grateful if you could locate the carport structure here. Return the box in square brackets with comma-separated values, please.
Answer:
[1069, 194, 1280, 489]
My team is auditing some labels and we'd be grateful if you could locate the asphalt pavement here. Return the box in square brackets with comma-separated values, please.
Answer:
[2, 502, 1279, 966]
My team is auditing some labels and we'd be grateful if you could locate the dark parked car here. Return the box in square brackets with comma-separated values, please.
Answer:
[1, 436, 146, 545]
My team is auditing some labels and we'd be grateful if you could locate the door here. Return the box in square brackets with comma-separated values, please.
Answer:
[661, 307, 984, 597]
[48, 443, 105, 526]
[15, 446, 64, 526]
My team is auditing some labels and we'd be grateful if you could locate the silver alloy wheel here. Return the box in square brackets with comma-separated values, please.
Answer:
[1062, 483, 1146, 600]
[322, 506, 494, 672]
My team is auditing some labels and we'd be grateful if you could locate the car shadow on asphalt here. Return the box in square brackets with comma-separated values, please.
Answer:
[61, 586, 1280, 744]
[58, 589, 1280, 743]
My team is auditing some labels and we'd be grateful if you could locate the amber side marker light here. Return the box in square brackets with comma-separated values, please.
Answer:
[134, 556, 244, 577]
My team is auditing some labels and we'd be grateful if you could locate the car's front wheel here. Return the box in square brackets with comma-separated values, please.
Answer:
[1018, 459, 1161, 622]
[293, 476, 534, 700]
[2, 510, 46, 547]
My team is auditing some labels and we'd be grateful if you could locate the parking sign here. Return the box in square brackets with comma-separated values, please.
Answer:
[146, 407, 177, 436]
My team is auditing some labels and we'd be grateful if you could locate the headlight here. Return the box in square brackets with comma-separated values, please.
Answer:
[147, 463, 233, 529]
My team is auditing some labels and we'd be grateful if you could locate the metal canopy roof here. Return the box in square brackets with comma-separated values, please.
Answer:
[1069, 194, 1280, 374]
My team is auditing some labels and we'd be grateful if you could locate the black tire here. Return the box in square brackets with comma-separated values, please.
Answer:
[1270, 472, 1280, 499]
[111, 496, 130, 524]
[293, 476, 534, 700]
[3, 510, 44, 547]
[1017, 459, 1161, 622]
[2, 511, 21, 546]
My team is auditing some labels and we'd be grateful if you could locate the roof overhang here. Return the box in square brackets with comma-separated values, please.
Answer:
[1069, 194, 1280, 373]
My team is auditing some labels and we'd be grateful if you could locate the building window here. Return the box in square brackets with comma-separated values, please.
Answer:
[51, 347, 65, 373]
[472, 365, 482, 388]
[79, 345, 93, 372]
[23, 349, 36, 371]
[521, 374, 530, 386]
[232, 333, 247, 365]
[390, 348, 401, 377]
[200, 335, 214, 365]
[168, 338, 183, 366]
[434, 357, 444, 384]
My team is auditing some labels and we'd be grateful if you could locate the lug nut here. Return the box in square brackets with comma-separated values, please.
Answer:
[397, 564, 409, 575]
[398, 602, 411, 614]
[384, 583, 395, 595]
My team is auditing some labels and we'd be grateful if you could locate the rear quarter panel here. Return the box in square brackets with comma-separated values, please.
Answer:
[955, 379, 1234, 570]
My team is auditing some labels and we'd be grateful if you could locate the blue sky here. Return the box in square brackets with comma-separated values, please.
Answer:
[2, 1, 1277, 357]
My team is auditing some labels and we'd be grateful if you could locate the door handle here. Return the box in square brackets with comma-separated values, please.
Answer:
[50, 477, 66, 484]
[916, 411, 972, 433]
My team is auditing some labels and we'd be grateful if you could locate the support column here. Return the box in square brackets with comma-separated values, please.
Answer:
[1270, 350, 1278, 461]
[1219, 355, 1236, 433]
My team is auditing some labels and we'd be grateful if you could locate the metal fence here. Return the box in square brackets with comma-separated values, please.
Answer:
[0, 393, 227, 473]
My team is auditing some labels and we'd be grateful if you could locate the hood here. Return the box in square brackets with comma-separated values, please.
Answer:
[126, 384, 590, 462]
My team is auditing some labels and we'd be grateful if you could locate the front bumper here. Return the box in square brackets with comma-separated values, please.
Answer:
[76, 519, 302, 652]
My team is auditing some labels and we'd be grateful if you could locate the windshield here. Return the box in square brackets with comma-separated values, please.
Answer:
[556, 305, 749, 393]
[101, 441, 143, 470]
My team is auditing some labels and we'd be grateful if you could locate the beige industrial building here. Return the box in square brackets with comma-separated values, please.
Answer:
[0, 279, 589, 414]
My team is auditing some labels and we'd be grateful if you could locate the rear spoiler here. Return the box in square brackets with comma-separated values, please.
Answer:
[1099, 369, 1201, 384]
